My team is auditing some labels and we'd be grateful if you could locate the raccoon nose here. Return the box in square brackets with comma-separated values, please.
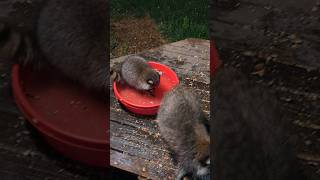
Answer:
[206, 158, 210, 165]
[147, 79, 154, 85]
[200, 156, 210, 166]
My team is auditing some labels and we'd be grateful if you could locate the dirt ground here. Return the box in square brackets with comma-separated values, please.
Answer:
[110, 15, 167, 58]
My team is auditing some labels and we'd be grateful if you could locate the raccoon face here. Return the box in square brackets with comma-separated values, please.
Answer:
[141, 69, 160, 90]
[196, 156, 210, 176]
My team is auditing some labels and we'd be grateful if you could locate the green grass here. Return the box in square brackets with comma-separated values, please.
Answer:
[110, 31, 118, 51]
[111, 0, 209, 42]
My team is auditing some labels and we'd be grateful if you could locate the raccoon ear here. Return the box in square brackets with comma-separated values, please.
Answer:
[157, 72, 161, 79]
[147, 79, 154, 85]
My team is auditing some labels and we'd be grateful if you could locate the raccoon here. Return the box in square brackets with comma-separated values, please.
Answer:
[35, 0, 108, 94]
[156, 85, 210, 180]
[0, 0, 109, 95]
[111, 55, 160, 93]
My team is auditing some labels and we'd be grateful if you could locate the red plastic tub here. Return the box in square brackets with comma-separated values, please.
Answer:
[113, 61, 180, 115]
[12, 64, 109, 167]
[210, 40, 222, 77]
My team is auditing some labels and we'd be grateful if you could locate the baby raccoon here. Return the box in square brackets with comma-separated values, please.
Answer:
[111, 55, 160, 93]
[0, 0, 108, 95]
[35, 0, 108, 94]
[156, 85, 210, 180]
[212, 67, 307, 180]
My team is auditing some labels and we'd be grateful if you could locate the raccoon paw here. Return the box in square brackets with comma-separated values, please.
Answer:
[196, 174, 211, 180]
[20, 35, 36, 65]
[110, 70, 122, 83]
[176, 169, 191, 180]
[0, 29, 22, 60]
[147, 88, 156, 97]
[176, 168, 210, 180]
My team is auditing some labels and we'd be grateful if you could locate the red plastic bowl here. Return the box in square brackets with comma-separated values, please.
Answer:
[210, 40, 222, 77]
[11, 64, 109, 167]
[113, 61, 180, 115]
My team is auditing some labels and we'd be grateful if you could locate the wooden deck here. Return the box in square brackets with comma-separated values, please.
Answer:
[110, 38, 210, 179]
[211, 0, 320, 178]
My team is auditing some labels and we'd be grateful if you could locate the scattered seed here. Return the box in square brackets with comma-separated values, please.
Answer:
[254, 63, 265, 71]
[23, 150, 31, 156]
[305, 140, 312, 146]
[242, 51, 256, 57]
[312, 6, 318, 12]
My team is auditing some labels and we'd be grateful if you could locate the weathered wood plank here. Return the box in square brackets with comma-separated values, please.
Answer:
[211, 0, 320, 70]
[111, 149, 175, 180]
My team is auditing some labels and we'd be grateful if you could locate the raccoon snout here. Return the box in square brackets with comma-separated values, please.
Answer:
[206, 158, 210, 165]
[197, 165, 210, 176]
[147, 79, 154, 85]
[146, 78, 159, 89]
[196, 158, 210, 177]
[199, 156, 210, 166]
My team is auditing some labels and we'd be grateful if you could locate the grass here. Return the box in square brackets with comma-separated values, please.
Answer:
[111, 0, 209, 42]
[110, 31, 118, 52]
